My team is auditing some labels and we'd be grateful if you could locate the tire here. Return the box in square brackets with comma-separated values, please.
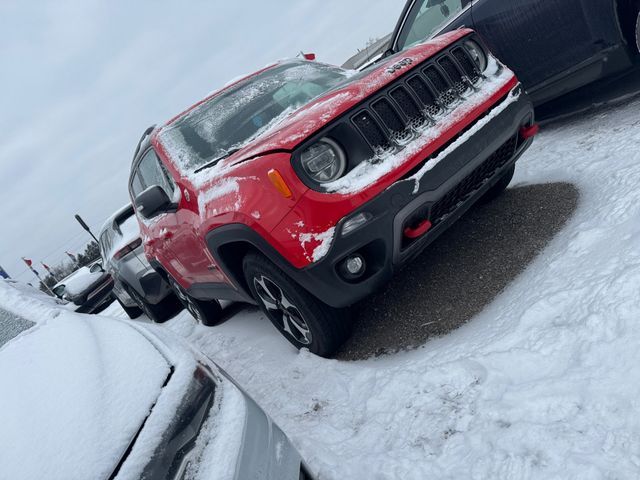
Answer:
[243, 253, 351, 357]
[167, 277, 223, 327]
[128, 287, 180, 323]
[116, 297, 143, 319]
[481, 165, 515, 203]
[636, 8, 640, 54]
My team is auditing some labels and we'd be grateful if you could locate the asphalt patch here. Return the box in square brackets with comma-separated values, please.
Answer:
[337, 182, 579, 361]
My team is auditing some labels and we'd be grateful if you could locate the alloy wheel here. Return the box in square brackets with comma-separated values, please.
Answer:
[253, 275, 313, 345]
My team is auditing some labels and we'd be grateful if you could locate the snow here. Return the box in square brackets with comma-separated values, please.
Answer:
[0, 284, 171, 480]
[61, 266, 105, 297]
[325, 56, 516, 194]
[139, 95, 640, 479]
[5, 69, 640, 480]
[108, 214, 140, 259]
[299, 226, 336, 262]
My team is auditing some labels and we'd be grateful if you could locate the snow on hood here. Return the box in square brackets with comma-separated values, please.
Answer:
[57, 266, 106, 297]
[0, 307, 171, 480]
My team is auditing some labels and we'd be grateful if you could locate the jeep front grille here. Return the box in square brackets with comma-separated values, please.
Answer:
[351, 43, 483, 153]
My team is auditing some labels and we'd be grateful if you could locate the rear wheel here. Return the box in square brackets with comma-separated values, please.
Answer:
[128, 287, 179, 323]
[243, 253, 351, 357]
[167, 277, 223, 326]
[116, 297, 143, 319]
[481, 165, 515, 203]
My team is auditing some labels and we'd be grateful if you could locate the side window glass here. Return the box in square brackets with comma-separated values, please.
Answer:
[131, 172, 145, 198]
[399, 0, 468, 50]
[138, 149, 175, 196]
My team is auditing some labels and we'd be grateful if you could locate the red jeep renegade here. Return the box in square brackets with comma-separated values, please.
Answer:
[129, 29, 537, 356]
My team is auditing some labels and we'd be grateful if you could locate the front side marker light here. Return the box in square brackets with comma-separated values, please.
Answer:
[268, 169, 293, 198]
[341, 212, 372, 236]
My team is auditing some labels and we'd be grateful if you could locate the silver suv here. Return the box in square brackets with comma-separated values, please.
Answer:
[98, 204, 178, 321]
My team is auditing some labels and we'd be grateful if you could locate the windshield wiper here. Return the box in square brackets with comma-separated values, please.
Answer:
[193, 148, 241, 174]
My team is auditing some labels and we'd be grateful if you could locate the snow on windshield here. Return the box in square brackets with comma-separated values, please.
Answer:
[157, 61, 348, 174]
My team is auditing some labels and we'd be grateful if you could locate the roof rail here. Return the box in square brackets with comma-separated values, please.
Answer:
[132, 125, 156, 161]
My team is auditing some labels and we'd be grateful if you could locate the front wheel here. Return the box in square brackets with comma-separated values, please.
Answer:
[243, 253, 351, 357]
[128, 287, 178, 323]
[167, 277, 223, 326]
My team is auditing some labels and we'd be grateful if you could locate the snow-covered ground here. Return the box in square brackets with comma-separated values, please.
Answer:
[100, 96, 640, 479]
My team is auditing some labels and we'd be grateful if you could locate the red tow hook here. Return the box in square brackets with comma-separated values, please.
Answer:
[404, 219, 433, 239]
[519, 123, 540, 140]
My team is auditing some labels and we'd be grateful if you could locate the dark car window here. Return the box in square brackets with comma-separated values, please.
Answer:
[137, 149, 175, 195]
[99, 229, 114, 260]
[397, 0, 471, 51]
[52, 285, 66, 298]
[130, 171, 145, 198]
[158, 61, 350, 172]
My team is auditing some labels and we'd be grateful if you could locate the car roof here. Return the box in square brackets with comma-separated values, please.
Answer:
[99, 203, 134, 236]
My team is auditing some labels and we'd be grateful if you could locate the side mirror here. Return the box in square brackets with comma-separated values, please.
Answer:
[135, 185, 172, 219]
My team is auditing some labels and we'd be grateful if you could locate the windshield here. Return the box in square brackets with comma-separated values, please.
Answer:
[397, 0, 470, 51]
[158, 61, 349, 172]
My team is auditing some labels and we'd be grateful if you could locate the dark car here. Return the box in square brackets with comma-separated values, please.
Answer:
[52, 261, 115, 314]
[351, 0, 640, 106]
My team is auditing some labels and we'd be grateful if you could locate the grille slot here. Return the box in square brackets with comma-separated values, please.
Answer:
[407, 76, 441, 117]
[352, 110, 390, 150]
[372, 98, 405, 133]
[390, 87, 422, 122]
[439, 56, 468, 95]
[423, 65, 449, 94]
[453, 47, 480, 83]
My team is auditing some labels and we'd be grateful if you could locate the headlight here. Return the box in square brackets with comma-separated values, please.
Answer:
[300, 138, 347, 183]
[464, 40, 487, 72]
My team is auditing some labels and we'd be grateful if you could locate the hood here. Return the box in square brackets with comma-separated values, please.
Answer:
[61, 268, 109, 300]
[220, 28, 473, 167]
[0, 312, 171, 480]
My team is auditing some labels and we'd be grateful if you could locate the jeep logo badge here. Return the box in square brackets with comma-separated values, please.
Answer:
[386, 58, 413, 74]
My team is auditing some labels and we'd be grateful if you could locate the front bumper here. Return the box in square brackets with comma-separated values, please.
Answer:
[76, 276, 116, 314]
[289, 90, 535, 308]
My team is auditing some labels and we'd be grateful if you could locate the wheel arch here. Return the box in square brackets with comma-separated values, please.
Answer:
[206, 224, 300, 304]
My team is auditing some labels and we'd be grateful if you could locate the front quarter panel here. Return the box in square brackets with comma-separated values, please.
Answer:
[192, 152, 308, 250]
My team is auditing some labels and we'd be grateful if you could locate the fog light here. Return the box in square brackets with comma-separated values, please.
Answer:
[339, 253, 366, 281]
[342, 212, 372, 237]
[346, 255, 364, 275]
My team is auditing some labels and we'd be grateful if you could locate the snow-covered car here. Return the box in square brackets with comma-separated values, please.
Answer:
[52, 263, 115, 314]
[98, 204, 178, 322]
[0, 300, 311, 480]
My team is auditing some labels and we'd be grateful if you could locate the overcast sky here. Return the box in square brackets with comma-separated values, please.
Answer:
[0, 0, 404, 281]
